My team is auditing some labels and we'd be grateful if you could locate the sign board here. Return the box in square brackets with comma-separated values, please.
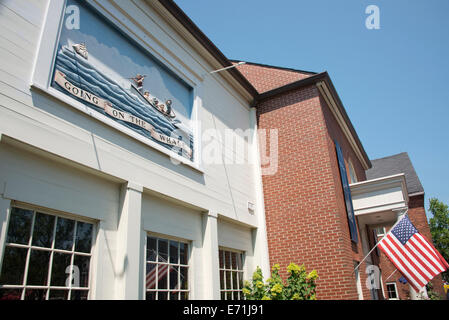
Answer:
[51, 0, 194, 160]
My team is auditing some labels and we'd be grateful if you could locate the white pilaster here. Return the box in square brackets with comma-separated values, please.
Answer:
[0, 197, 11, 274]
[115, 182, 144, 300]
[249, 107, 270, 277]
[198, 211, 220, 299]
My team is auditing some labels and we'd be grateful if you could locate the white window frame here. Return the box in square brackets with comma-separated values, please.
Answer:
[348, 160, 358, 184]
[31, 0, 202, 171]
[144, 233, 190, 300]
[0, 203, 96, 300]
[219, 247, 245, 300]
[386, 282, 399, 300]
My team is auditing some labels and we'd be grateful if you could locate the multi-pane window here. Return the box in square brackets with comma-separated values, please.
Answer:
[219, 249, 244, 300]
[0, 206, 94, 300]
[386, 282, 399, 300]
[145, 235, 189, 300]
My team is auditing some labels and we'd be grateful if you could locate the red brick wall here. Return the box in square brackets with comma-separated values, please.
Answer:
[235, 62, 312, 93]
[320, 94, 373, 300]
[256, 85, 364, 299]
[379, 194, 447, 299]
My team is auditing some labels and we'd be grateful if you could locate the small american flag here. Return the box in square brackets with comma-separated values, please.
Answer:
[378, 215, 449, 291]
[146, 264, 171, 289]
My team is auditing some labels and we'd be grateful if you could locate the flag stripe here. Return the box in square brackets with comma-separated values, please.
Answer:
[146, 264, 170, 289]
[411, 235, 446, 273]
[404, 239, 440, 277]
[383, 235, 427, 287]
[414, 233, 444, 267]
[388, 235, 433, 281]
[408, 237, 445, 274]
[378, 239, 422, 291]
[415, 233, 449, 270]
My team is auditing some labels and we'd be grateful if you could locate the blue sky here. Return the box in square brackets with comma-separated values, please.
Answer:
[176, 0, 449, 217]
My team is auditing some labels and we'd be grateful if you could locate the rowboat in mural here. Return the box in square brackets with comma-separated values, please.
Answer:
[128, 75, 177, 119]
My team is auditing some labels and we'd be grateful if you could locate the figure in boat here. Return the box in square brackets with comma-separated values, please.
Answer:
[72, 43, 88, 59]
[130, 74, 146, 92]
[128, 75, 176, 119]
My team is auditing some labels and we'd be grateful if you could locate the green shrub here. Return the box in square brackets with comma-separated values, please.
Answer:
[243, 263, 318, 300]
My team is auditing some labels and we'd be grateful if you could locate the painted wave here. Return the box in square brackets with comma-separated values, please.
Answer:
[52, 46, 193, 159]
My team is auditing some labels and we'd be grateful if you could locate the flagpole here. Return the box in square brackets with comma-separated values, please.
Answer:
[353, 209, 408, 273]
[385, 269, 398, 282]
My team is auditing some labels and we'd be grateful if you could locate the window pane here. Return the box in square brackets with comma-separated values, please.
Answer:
[220, 270, 225, 289]
[169, 266, 179, 289]
[170, 291, 179, 300]
[24, 289, 47, 300]
[0, 246, 27, 285]
[238, 272, 243, 289]
[32, 212, 55, 248]
[178, 266, 188, 290]
[158, 264, 168, 289]
[71, 290, 88, 300]
[51, 252, 72, 287]
[0, 289, 22, 300]
[180, 292, 189, 300]
[75, 222, 93, 253]
[26, 249, 51, 285]
[49, 290, 68, 300]
[179, 242, 187, 265]
[158, 291, 168, 300]
[225, 251, 231, 269]
[74, 255, 90, 288]
[54, 217, 75, 251]
[146, 291, 156, 300]
[225, 271, 231, 290]
[146, 263, 157, 289]
[147, 237, 157, 262]
[219, 250, 224, 268]
[6, 207, 33, 245]
[158, 239, 168, 262]
[169, 240, 179, 264]
[237, 254, 243, 270]
[232, 271, 238, 289]
[231, 252, 237, 269]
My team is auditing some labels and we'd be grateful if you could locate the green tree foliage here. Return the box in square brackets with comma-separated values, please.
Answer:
[243, 263, 318, 300]
[429, 198, 449, 282]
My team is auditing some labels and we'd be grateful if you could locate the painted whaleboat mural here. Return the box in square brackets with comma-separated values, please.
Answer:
[51, 0, 194, 161]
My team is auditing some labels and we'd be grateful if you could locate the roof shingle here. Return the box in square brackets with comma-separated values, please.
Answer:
[366, 152, 424, 195]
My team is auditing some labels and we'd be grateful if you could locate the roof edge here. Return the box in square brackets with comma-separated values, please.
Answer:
[229, 59, 318, 76]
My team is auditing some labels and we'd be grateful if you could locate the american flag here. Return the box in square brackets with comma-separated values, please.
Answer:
[378, 215, 449, 291]
[146, 263, 171, 289]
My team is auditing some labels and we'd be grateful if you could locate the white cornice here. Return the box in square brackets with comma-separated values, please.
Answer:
[316, 81, 370, 170]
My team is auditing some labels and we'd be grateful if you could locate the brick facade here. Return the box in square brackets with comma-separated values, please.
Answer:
[250, 61, 371, 299]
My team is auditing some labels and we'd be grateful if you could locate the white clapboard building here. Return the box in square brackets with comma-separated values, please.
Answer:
[0, 0, 270, 300]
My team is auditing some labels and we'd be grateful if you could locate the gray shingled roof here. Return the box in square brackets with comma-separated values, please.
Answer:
[365, 152, 424, 195]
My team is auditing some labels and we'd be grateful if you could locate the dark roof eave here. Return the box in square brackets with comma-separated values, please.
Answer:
[253, 72, 372, 169]
[157, 0, 258, 98]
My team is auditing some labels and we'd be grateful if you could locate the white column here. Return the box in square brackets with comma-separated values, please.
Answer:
[0, 197, 11, 272]
[115, 182, 144, 300]
[249, 107, 270, 277]
[199, 211, 220, 299]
